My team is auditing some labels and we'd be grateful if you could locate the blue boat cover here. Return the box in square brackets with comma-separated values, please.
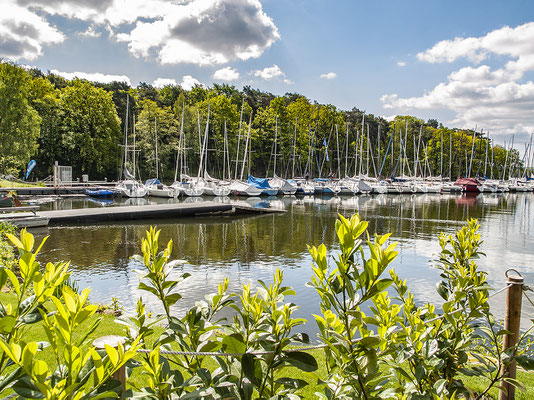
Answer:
[85, 189, 114, 198]
[145, 178, 161, 185]
[247, 175, 273, 189]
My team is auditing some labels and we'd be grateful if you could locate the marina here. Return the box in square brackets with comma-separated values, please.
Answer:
[27, 191, 534, 336]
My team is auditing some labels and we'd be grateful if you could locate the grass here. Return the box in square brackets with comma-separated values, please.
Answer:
[0, 179, 44, 188]
[0, 291, 532, 398]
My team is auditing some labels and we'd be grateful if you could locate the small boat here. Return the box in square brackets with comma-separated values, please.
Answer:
[228, 180, 263, 196]
[268, 175, 297, 195]
[247, 175, 279, 196]
[145, 179, 176, 198]
[454, 177, 481, 193]
[313, 179, 341, 195]
[172, 175, 205, 197]
[116, 179, 148, 198]
[290, 179, 314, 195]
[85, 189, 115, 198]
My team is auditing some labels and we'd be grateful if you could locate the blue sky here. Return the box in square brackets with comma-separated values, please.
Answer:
[2, 0, 534, 148]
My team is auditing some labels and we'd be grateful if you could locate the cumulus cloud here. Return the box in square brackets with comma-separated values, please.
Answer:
[50, 69, 131, 85]
[114, 0, 279, 65]
[253, 64, 284, 80]
[283, 78, 294, 85]
[153, 78, 177, 88]
[320, 72, 337, 79]
[213, 67, 239, 81]
[0, 1, 64, 61]
[397, 61, 406, 67]
[11, 0, 279, 65]
[180, 75, 203, 90]
[382, 22, 534, 139]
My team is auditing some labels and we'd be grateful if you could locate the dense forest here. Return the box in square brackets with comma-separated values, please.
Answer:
[0, 61, 526, 182]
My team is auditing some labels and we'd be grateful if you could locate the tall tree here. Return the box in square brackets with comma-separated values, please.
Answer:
[0, 63, 41, 174]
[57, 80, 122, 178]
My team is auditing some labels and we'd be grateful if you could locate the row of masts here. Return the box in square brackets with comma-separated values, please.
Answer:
[121, 96, 533, 184]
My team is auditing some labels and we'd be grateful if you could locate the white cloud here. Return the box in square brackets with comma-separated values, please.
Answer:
[283, 78, 294, 85]
[12, 0, 279, 66]
[253, 64, 284, 80]
[382, 22, 534, 140]
[320, 72, 337, 79]
[212, 67, 240, 81]
[180, 75, 203, 90]
[153, 78, 177, 88]
[77, 25, 102, 38]
[0, 1, 64, 61]
[397, 61, 406, 67]
[113, 0, 278, 65]
[50, 69, 131, 85]
[417, 22, 534, 65]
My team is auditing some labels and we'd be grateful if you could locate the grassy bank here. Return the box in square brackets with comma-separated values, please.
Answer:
[0, 179, 44, 188]
[1, 290, 532, 399]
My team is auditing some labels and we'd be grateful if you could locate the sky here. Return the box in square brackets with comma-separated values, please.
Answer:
[2, 0, 534, 150]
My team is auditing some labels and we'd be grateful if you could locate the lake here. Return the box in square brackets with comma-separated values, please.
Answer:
[33, 192, 534, 335]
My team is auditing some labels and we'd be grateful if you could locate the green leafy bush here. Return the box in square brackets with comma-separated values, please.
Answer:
[0, 217, 532, 399]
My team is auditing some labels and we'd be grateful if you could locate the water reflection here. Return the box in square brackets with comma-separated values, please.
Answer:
[34, 193, 534, 333]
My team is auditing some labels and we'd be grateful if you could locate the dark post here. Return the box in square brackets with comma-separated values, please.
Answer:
[93, 335, 127, 392]
[499, 273, 524, 400]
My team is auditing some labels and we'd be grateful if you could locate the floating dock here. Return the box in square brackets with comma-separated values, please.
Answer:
[38, 202, 282, 225]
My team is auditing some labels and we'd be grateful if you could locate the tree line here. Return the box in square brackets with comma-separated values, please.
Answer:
[0, 61, 524, 182]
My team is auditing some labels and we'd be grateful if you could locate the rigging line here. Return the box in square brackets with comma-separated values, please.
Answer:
[522, 290, 534, 309]
[488, 284, 513, 299]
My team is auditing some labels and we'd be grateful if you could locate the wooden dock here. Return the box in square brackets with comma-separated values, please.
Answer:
[38, 202, 283, 225]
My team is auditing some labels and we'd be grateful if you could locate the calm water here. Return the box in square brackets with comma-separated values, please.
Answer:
[31, 193, 534, 334]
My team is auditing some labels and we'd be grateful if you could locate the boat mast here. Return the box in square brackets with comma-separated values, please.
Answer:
[503, 135, 513, 180]
[223, 120, 227, 181]
[359, 114, 365, 176]
[336, 125, 341, 178]
[154, 116, 158, 180]
[354, 130, 360, 177]
[240, 113, 252, 181]
[484, 132, 489, 177]
[234, 100, 244, 180]
[468, 126, 477, 177]
[133, 114, 136, 180]
[273, 115, 278, 177]
[344, 122, 349, 177]
[292, 117, 298, 178]
[440, 128, 443, 178]
[122, 94, 129, 179]
[377, 123, 381, 176]
[197, 104, 210, 178]
[449, 131, 452, 179]
[174, 102, 185, 182]
[366, 124, 370, 176]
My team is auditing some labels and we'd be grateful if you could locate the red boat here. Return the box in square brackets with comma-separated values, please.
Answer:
[454, 177, 481, 193]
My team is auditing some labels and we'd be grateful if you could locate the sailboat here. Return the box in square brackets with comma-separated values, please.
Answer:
[116, 94, 148, 198]
[202, 119, 231, 196]
[267, 117, 297, 195]
[229, 112, 266, 196]
[170, 104, 204, 197]
[146, 117, 177, 198]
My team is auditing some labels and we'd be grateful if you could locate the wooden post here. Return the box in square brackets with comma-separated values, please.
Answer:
[93, 335, 127, 393]
[499, 273, 524, 400]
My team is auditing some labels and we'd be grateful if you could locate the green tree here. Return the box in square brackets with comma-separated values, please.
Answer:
[0, 62, 41, 174]
[135, 99, 180, 182]
[57, 80, 122, 178]
[30, 76, 62, 178]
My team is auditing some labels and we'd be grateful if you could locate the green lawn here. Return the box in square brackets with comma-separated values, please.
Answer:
[0, 292, 532, 399]
[0, 179, 44, 188]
